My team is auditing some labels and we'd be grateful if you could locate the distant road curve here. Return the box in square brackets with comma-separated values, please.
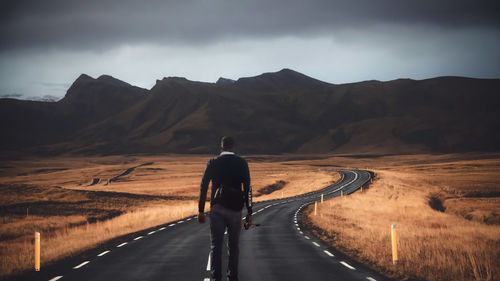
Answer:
[18, 170, 391, 281]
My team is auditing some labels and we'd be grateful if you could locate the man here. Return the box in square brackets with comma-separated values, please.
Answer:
[198, 136, 252, 281]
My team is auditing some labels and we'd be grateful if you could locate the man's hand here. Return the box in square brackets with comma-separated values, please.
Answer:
[244, 214, 252, 230]
[198, 212, 205, 224]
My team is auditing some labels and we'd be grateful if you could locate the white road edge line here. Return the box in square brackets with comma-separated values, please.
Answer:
[169, 223, 176, 227]
[340, 261, 356, 270]
[97, 250, 110, 257]
[117, 242, 127, 247]
[323, 250, 334, 257]
[134, 236, 143, 240]
[73, 261, 89, 269]
[48, 276, 63, 281]
[206, 254, 211, 271]
[312, 242, 320, 247]
[366, 277, 377, 281]
[159, 227, 166, 231]
[148, 231, 155, 235]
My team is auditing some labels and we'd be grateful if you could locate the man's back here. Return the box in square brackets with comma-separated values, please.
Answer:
[210, 154, 248, 187]
[199, 153, 252, 212]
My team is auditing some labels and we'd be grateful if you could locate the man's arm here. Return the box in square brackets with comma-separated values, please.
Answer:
[198, 160, 213, 218]
[242, 160, 252, 215]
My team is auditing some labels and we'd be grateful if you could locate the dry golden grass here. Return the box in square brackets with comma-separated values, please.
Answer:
[305, 154, 500, 281]
[445, 198, 500, 225]
[0, 155, 336, 199]
[0, 154, 337, 278]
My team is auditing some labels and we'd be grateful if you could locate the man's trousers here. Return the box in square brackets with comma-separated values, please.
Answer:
[209, 204, 242, 281]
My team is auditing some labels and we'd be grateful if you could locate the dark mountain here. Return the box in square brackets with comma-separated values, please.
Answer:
[0, 74, 147, 152]
[1, 69, 499, 155]
[216, 77, 235, 85]
[235, 68, 328, 91]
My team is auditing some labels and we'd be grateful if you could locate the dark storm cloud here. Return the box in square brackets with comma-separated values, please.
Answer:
[1, 0, 499, 51]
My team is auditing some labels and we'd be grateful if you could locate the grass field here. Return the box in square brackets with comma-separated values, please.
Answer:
[303, 153, 500, 281]
[0, 154, 338, 278]
[2, 153, 499, 280]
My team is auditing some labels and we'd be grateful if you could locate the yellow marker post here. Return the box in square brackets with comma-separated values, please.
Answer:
[34, 232, 40, 271]
[314, 201, 317, 216]
[391, 224, 398, 265]
[341, 190, 343, 197]
[361, 186, 363, 193]
[281, 191, 284, 199]
[321, 194, 324, 203]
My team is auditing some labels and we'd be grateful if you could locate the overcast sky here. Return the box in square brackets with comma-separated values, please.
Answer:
[1, 0, 499, 100]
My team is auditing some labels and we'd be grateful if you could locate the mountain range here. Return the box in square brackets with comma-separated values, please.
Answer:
[1, 69, 499, 156]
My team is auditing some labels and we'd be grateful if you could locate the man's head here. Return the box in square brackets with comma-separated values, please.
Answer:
[220, 136, 234, 152]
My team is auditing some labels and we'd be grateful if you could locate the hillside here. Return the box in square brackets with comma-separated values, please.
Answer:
[1, 69, 499, 155]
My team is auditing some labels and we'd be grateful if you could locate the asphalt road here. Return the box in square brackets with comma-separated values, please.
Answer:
[28, 170, 391, 281]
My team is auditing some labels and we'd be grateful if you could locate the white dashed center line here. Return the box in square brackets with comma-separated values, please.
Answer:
[304, 235, 311, 240]
[312, 242, 320, 247]
[158, 227, 166, 231]
[97, 250, 110, 257]
[178, 220, 184, 224]
[48, 276, 63, 281]
[366, 277, 377, 281]
[169, 223, 176, 227]
[117, 242, 127, 247]
[73, 261, 89, 269]
[323, 250, 334, 257]
[340, 261, 356, 270]
[148, 231, 156, 235]
[134, 236, 143, 240]
[206, 254, 211, 271]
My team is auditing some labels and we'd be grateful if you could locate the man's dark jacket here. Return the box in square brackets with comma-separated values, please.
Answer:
[198, 152, 252, 214]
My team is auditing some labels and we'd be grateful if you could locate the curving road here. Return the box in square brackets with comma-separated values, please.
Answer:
[23, 170, 391, 281]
